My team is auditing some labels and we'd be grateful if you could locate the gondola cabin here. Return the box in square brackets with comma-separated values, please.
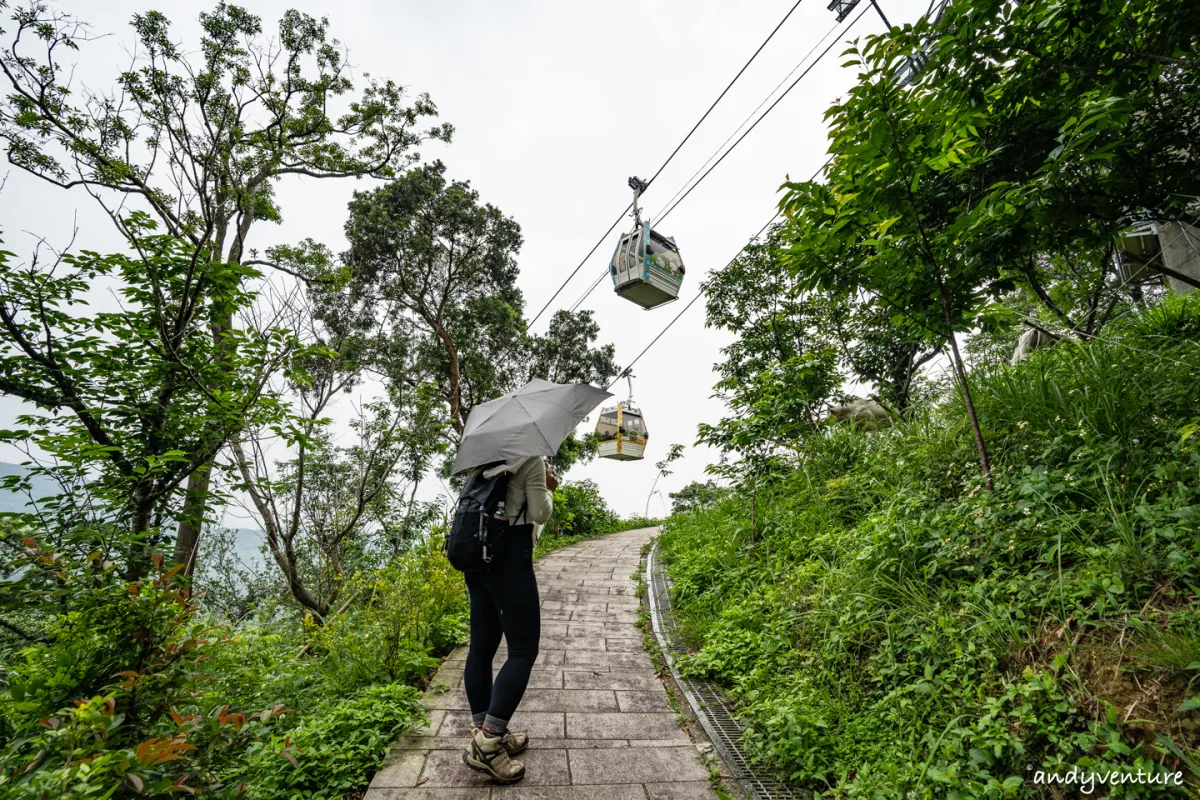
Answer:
[594, 402, 648, 461]
[610, 226, 686, 310]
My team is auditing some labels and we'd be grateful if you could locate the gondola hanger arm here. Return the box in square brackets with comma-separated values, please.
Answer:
[628, 176, 648, 227]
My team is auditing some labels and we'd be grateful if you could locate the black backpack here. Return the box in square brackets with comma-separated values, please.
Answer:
[445, 464, 530, 573]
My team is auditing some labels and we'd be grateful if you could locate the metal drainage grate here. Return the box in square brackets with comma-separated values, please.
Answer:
[647, 540, 807, 800]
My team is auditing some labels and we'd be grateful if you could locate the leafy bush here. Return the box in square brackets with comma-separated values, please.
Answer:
[544, 480, 618, 538]
[309, 536, 467, 692]
[0, 526, 463, 798]
[533, 479, 663, 557]
[660, 295, 1200, 797]
[0, 536, 285, 798]
[669, 480, 728, 514]
[550, 480, 619, 535]
[234, 683, 423, 800]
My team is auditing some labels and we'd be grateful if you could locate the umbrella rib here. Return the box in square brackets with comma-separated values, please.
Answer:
[512, 395, 557, 454]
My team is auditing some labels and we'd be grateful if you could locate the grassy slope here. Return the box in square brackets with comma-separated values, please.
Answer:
[659, 296, 1200, 798]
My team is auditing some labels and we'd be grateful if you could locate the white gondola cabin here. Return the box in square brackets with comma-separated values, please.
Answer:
[594, 401, 648, 461]
[610, 176, 686, 310]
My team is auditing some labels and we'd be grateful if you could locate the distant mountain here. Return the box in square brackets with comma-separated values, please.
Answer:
[0, 461, 265, 568]
[217, 526, 268, 571]
[0, 461, 62, 514]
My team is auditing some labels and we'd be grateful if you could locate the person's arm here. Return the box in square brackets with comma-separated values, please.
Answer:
[521, 457, 554, 525]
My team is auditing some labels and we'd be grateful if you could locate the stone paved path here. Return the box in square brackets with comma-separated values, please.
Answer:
[365, 527, 717, 799]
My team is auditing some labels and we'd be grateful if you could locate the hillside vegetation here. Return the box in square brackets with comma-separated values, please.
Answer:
[661, 295, 1200, 796]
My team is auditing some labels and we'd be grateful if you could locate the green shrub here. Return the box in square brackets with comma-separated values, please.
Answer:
[236, 683, 423, 800]
[669, 480, 729, 514]
[544, 479, 618, 538]
[310, 536, 466, 693]
[535, 478, 663, 558]
[0, 537, 285, 798]
[0, 528, 467, 798]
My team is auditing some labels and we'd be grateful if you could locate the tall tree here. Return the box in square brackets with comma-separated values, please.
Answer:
[929, 0, 1200, 291]
[0, 2, 452, 571]
[704, 225, 938, 422]
[342, 161, 618, 443]
[0, 220, 303, 576]
[227, 163, 617, 614]
[342, 161, 524, 438]
[778, 0, 1200, 490]
[668, 480, 726, 515]
[221, 240, 447, 619]
[526, 309, 617, 388]
[778, 72, 998, 486]
[231, 391, 443, 620]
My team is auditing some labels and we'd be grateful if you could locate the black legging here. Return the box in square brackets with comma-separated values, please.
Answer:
[463, 526, 540, 726]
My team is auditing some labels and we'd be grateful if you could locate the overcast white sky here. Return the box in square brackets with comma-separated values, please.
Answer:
[0, 0, 934, 520]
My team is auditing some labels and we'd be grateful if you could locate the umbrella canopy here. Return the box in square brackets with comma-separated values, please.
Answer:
[451, 379, 613, 474]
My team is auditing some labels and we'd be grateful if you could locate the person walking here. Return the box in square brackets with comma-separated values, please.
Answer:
[445, 378, 611, 783]
[461, 455, 558, 783]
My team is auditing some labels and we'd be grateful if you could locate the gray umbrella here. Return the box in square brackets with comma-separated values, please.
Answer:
[451, 379, 613, 474]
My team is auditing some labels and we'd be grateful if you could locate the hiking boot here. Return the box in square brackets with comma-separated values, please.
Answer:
[471, 724, 528, 756]
[463, 728, 526, 783]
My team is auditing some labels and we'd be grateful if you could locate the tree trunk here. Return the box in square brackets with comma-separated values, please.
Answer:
[173, 460, 212, 582]
[172, 220, 248, 579]
[171, 306, 231, 581]
[748, 455, 760, 541]
[1022, 259, 1077, 332]
[230, 438, 330, 620]
[434, 324, 465, 435]
[946, 329, 993, 491]
[126, 483, 157, 580]
[937, 285, 993, 491]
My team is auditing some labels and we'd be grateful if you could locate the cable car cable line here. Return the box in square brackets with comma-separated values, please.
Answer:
[649, 13, 850, 223]
[527, 209, 629, 329]
[609, 0, 1002, 383]
[571, 270, 608, 314]
[564, 4, 868, 317]
[526, 0, 811, 330]
[656, 3, 871, 226]
[605, 155, 834, 392]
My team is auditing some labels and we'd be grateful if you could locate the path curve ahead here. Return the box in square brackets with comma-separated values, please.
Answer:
[365, 527, 718, 799]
